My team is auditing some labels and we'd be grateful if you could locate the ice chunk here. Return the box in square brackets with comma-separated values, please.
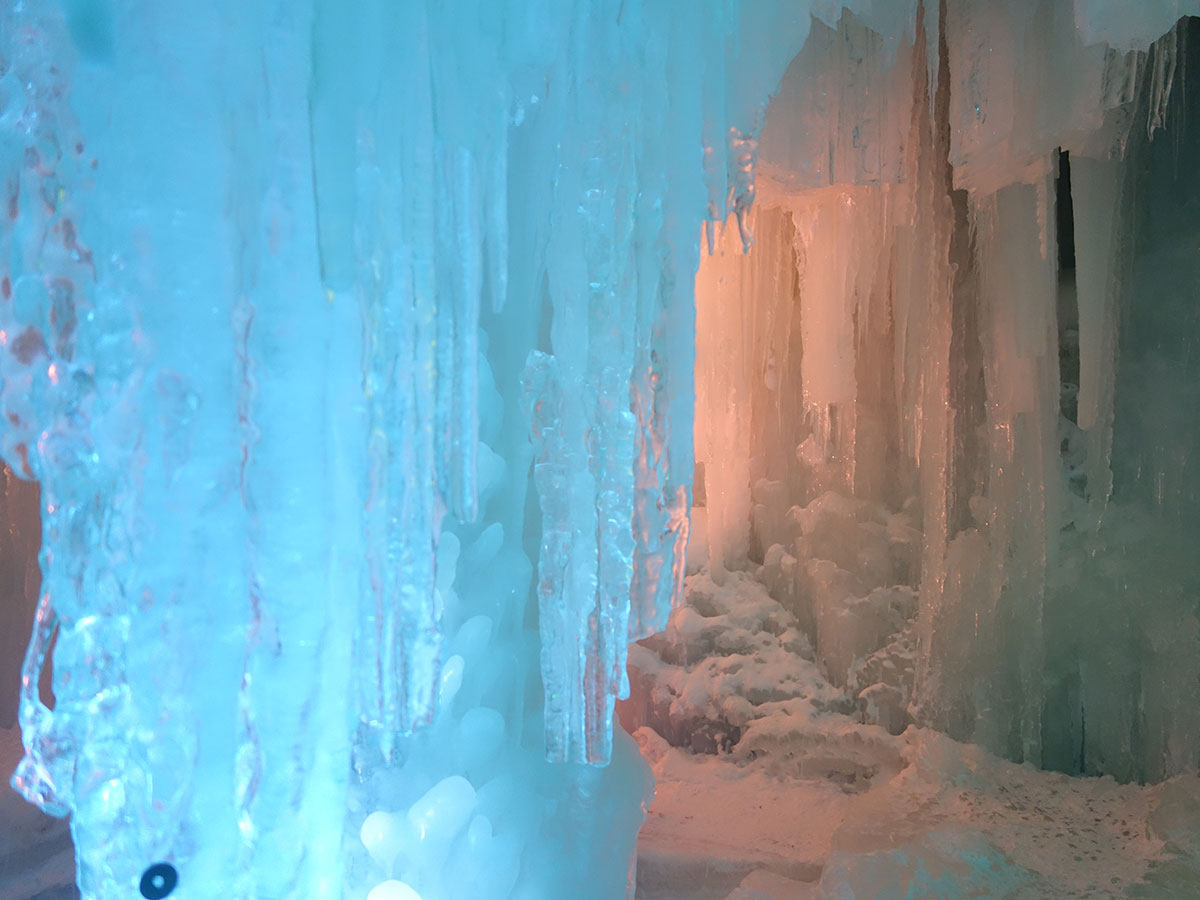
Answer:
[438, 656, 466, 708]
[408, 776, 476, 846]
[367, 880, 423, 900]
[819, 829, 1040, 899]
[361, 811, 409, 872]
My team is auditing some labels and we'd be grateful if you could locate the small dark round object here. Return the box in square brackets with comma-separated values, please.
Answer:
[139, 862, 178, 899]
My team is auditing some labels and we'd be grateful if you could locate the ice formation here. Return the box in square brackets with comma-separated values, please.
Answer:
[693, 1, 1200, 787]
[624, 573, 1178, 899]
[1, 1, 1199, 899]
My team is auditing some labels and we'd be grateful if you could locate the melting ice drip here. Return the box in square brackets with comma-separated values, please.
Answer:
[2, 0, 1198, 898]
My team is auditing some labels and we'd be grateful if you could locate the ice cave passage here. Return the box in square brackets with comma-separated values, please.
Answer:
[622, 11, 1200, 900]
[2, 2, 1200, 900]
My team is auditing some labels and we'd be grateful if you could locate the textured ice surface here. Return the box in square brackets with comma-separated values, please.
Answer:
[2, 0, 1199, 898]
[693, 4, 1200, 786]
[0, 0, 693, 894]
[0, 0, 801, 896]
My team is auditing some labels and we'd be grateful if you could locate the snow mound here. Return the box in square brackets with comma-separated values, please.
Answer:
[631, 572, 1198, 899]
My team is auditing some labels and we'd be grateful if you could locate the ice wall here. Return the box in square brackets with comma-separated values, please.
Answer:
[1041, 20, 1200, 782]
[694, 2, 1200, 784]
[5, 0, 1200, 897]
[0, 1, 810, 898]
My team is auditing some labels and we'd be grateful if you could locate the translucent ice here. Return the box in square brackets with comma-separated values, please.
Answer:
[2, 0, 796, 895]
[361, 811, 407, 872]
[4, 1, 1199, 898]
[691, 0, 1200, 782]
[366, 882, 423, 900]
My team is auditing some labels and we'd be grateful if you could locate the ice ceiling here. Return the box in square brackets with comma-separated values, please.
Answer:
[0, 1, 1198, 899]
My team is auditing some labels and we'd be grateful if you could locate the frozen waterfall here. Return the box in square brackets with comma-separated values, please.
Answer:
[1, 1, 1199, 899]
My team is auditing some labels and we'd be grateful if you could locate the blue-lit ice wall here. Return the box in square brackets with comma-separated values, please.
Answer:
[4, 2, 366, 895]
[0, 0, 813, 897]
[514, 1, 810, 765]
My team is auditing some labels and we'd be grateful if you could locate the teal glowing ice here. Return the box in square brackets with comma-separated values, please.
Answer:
[0, 0, 805, 896]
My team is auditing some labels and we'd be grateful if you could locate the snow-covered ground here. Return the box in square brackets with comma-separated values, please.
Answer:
[629, 571, 1200, 899]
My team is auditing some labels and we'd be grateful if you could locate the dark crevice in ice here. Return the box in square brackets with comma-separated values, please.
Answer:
[1056, 150, 1077, 273]
[1056, 148, 1082, 431]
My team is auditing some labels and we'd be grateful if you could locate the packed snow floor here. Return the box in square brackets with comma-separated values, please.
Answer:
[629, 571, 1200, 900]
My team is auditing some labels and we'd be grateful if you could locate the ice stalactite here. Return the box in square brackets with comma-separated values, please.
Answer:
[518, 0, 812, 767]
[0, 0, 811, 897]
[692, 1, 1200, 783]
[962, 177, 1063, 762]
[5, 0, 1200, 898]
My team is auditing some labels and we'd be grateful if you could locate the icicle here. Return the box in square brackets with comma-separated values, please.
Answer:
[435, 143, 482, 524]
[521, 350, 584, 761]
[10, 593, 66, 815]
[963, 175, 1062, 764]
[485, 116, 510, 314]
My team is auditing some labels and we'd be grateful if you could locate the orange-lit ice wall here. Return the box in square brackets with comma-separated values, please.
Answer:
[692, 184, 906, 573]
[692, 199, 828, 575]
[693, 209, 778, 578]
[689, 3, 1200, 783]
[692, 9, 920, 582]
